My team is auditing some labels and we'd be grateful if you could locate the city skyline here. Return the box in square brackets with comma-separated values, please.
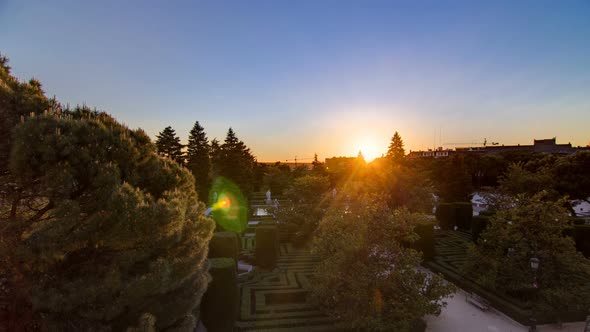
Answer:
[1, 0, 589, 162]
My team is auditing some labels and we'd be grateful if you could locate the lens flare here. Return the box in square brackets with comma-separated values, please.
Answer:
[209, 177, 247, 232]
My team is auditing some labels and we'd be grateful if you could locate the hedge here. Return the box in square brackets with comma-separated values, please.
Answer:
[435, 203, 455, 230]
[573, 225, 590, 258]
[471, 216, 490, 243]
[256, 226, 279, 267]
[208, 232, 240, 263]
[454, 202, 473, 230]
[201, 258, 239, 332]
[412, 220, 435, 261]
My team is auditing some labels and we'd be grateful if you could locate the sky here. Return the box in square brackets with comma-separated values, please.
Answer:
[1, 0, 589, 162]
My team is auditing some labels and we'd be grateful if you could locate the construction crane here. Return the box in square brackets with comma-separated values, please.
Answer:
[443, 138, 499, 147]
[285, 156, 314, 167]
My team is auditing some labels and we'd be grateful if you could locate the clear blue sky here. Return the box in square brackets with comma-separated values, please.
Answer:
[1, 0, 589, 161]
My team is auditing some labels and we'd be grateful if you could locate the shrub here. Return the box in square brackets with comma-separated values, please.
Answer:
[256, 226, 279, 267]
[479, 209, 496, 217]
[435, 203, 454, 230]
[412, 219, 436, 260]
[454, 202, 473, 230]
[471, 216, 490, 243]
[200, 258, 239, 332]
[208, 232, 240, 262]
[573, 225, 590, 258]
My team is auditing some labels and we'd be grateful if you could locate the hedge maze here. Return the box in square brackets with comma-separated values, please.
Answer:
[234, 193, 339, 331]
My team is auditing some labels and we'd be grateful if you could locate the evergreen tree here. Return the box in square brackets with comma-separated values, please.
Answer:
[214, 128, 256, 196]
[156, 126, 184, 165]
[386, 131, 405, 163]
[186, 121, 211, 202]
[0, 53, 51, 174]
[3, 111, 215, 331]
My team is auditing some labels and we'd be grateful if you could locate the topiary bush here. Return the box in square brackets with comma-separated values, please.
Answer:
[200, 258, 239, 332]
[471, 215, 490, 243]
[208, 232, 240, 263]
[454, 202, 473, 230]
[256, 226, 279, 267]
[573, 225, 590, 258]
[435, 203, 454, 230]
[412, 219, 436, 260]
[3, 112, 215, 331]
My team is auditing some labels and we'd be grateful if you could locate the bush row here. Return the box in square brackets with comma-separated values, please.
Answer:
[256, 225, 280, 267]
[412, 220, 436, 261]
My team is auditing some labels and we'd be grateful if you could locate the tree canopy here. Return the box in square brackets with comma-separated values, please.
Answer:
[2, 111, 215, 331]
[213, 128, 256, 196]
[386, 131, 405, 163]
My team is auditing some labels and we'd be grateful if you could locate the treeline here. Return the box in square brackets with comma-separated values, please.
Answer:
[154, 124, 256, 201]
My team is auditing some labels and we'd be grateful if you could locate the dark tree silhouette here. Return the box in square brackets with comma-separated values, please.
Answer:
[156, 126, 184, 165]
[214, 128, 256, 196]
[186, 121, 211, 202]
[387, 131, 405, 163]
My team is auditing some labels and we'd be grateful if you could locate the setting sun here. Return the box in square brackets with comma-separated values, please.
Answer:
[356, 137, 383, 162]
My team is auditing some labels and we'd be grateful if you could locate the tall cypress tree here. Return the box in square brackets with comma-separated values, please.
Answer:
[387, 131, 405, 163]
[156, 126, 184, 165]
[186, 121, 211, 202]
[214, 128, 256, 196]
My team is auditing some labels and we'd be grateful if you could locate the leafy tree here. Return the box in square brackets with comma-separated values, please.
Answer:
[156, 126, 184, 165]
[498, 162, 554, 197]
[386, 131, 405, 163]
[214, 128, 256, 196]
[463, 192, 590, 321]
[262, 163, 292, 195]
[186, 121, 211, 202]
[311, 193, 454, 331]
[551, 151, 590, 204]
[2, 112, 215, 331]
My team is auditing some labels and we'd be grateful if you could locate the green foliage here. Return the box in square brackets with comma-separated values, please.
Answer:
[0, 53, 51, 174]
[463, 193, 590, 321]
[435, 203, 454, 230]
[200, 258, 239, 332]
[256, 226, 279, 267]
[156, 126, 185, 165]
[186, 121, 211, 202]
[471, 215, 490, 243]
[411, 219, 436, 261]
[285, 174, 330, 204]
[571, 225, 590, 258]
[366, 161, 435, 214]
[208, 232, 240, 263]
[311, 194, 454, 331]
[498, 162, 554, 197]
[262, 163, 292, 195]
[453, 202, 473, 230]
[4, 114, 215, 331]
[435, 154, 473, 202]
[551, 151, 590, 203]
[386, 131, 405, 163]
[213, 128, 256, 197]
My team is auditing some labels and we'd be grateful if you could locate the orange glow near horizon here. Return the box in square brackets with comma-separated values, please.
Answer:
[355, 137, 384, 162]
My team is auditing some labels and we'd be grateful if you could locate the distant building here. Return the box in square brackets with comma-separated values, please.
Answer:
[407, 138, 589, 159]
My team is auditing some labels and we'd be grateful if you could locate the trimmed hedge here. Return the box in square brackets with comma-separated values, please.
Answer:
[479, 209, 496, 217]
[201, 258, 239, 332]
[256, 226, 279, 267]
[208, 232, 240, 262]
[573, 225, 590, 258]
[454, 202, 473, 230]
[471, 216, 490, 243]
[435, 203, 455, 230]
[413, 220, 435, 261]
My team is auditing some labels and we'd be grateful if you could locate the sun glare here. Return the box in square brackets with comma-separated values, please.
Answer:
[356, 138, 382, 162]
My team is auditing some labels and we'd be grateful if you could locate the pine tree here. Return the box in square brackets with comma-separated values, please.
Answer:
[186, 121, 211, 202]
[386, 131, 405, 163]
[214, 128, 256, 196]
[156, 126, 184, 165]
[4, 111, 214, 331]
